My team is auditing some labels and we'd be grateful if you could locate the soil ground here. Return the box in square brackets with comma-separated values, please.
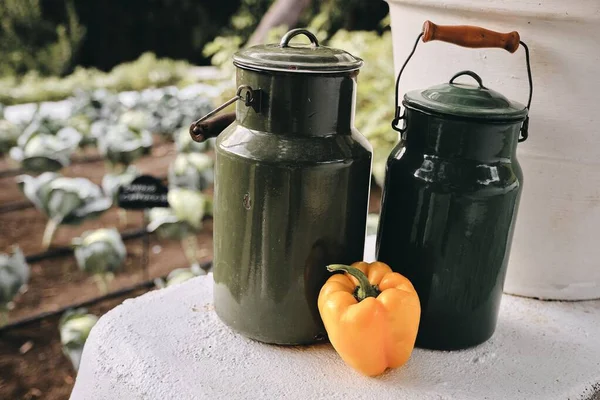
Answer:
[0, 140, 381, 399]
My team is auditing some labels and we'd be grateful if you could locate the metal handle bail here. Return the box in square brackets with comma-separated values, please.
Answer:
[189, 85, 257, 139]
[392, 32, 533, 142]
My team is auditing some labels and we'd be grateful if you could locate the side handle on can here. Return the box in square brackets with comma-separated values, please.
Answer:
[190, 85, 259, 143]
[190, 112, 236, 143]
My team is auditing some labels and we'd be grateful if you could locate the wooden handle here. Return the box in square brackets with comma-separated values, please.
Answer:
[190, 112, 236, 142]
[422, 21, 520, 53]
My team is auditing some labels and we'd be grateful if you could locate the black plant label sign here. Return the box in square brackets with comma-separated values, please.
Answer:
[117, 175, 169, 209]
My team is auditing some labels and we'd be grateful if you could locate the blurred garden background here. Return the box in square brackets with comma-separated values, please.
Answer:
[0, 1, 395, 398]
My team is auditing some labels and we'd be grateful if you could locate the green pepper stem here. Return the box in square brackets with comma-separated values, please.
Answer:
[327, 264, 380, 301]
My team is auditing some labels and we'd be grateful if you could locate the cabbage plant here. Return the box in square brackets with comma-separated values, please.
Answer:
[73, 229, 126, 294]
[9, 118, 81, 172]
[147, 188, 212, 268]
[59, 309, 98, 371]
[173, 125, 211, 153]
[98, 123, 153, 172]
[102, 166, 139, 225]
[101, 165, 139, 201]
[17, 173, 112, 248]
[168, 153, 214, 191]
[140, 86, 213, 137]
[143, 87, 182, 136]
[147, 188, 212, 239]
[146, 208, 187, 240]
[0, 119, 21, 155]
[70, 89, 119, 123]
[67, 114, 94, 148]
[154, 264, 206, 289]
[88, 120, 110, 147]
[0, 247, 30, 326]
[118, 109, 151, 133]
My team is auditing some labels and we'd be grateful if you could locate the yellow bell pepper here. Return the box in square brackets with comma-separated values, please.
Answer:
[318, 261, 421, 376]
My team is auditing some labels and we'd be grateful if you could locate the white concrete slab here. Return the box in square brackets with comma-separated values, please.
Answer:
[71, 274, 600, 400]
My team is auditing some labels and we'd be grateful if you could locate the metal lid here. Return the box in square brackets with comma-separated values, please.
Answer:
[404, 70, 528, 121]
[233, 29, 363, 74]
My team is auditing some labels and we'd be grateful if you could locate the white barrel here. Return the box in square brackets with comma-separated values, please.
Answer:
[386, 0, 600, 300]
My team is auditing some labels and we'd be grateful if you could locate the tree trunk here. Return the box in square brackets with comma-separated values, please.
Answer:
[247, 0, 311, 46]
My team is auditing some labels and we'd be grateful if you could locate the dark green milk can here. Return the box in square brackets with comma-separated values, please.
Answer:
[376, 22, 533, 350]
[190, 29, 372, 345]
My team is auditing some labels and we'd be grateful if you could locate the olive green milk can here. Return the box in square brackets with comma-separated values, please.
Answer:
[190, 29, 372, 345]
[377, 22, 533, 350]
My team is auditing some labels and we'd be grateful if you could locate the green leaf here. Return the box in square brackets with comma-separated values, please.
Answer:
[173, 125, 209, 153]
[10, 122, 81, 172]
[118, 110, 150, 133]
[59, 308, 98, 371]
[168, 153, 214, 191]
[146, 207, 191, 240]
[67, 115, 93, 147]
[0, 246, 30, 306]
[165, 268, 198, 287]
[98, 124, 153, 167]
[168, 188, 210, 230]
[18, 174, 112, 228]
[73, 228, 126, 275]
[16, 172, 61, 212]
[156, 264, 207, 289]
[68, 196, 113, 222]
[101, 166, 139, 202]
[46, 177, 95, 221]
[0, 119, 20, 154]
